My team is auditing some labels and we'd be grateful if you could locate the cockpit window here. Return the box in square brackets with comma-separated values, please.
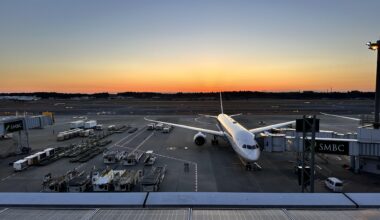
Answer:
[242, 144, 256, 150]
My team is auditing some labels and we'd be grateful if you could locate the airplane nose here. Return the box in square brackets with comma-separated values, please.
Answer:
[245, 149, 260, 162]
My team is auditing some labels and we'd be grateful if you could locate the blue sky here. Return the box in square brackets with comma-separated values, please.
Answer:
[0, 0, 379, 92]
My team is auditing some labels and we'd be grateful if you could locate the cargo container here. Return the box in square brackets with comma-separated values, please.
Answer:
[25, 154, 39, 165]
[70, 120, 85, 129]
[35, 151, 47, 161]
[13, 159, 28, 171]
[84, 120, 97, 129]
[79, 130, 90, 137]
[44, 148, 55, 157]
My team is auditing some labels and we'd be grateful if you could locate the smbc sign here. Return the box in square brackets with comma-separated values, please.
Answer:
[314, 140, 349, 155]
[4, 120, 24, 133]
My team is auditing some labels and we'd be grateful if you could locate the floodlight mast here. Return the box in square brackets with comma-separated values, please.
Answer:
[367, 40, 380, 128]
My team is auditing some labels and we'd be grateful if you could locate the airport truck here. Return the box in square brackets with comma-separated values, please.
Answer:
[147, 123, 155, 130]
[103, 150, 127, 164]
[123, 151, 145, 166]
[141, 165, 167, 192]
[144, 150, 157, 166]
[155, 123, 164, 130]
[84, 120, 97, 129]
[70, 120, 85, 129]
[162, 126, 173, 133]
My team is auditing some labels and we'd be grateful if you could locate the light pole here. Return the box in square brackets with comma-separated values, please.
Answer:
[367, 40, 380, 129]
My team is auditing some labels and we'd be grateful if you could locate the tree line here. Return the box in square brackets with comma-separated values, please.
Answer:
[0, 91, 375, 100]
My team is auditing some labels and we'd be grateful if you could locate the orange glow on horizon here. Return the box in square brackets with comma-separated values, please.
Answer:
[0, 54, 376, 93]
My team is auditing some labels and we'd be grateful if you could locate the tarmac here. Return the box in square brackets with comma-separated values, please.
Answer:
[0, 113, 380, 193]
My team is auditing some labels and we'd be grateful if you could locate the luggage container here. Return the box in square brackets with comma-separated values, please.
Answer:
[35, 151, 47, 161]
[79, 130, 90, 137]
[88, 129, 94, 135]
[13, 159, 28, 171]
[44, 148, 55, 157]
[57, 132, 66, 141]
[25, 154, 39, 165]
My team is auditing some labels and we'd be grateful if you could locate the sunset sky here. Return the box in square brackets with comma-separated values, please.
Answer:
[0, 0, 379, 93]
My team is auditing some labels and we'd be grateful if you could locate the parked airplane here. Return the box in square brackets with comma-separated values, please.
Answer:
[145, 93, 295, 169]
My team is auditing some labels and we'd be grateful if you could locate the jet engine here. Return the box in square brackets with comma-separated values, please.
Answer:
[193, 132, 206, 146]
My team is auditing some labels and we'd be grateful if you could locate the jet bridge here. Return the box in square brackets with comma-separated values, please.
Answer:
[261, 127, 380, 174]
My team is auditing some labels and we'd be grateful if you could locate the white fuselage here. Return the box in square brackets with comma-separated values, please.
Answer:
[217, 114, 260, 162]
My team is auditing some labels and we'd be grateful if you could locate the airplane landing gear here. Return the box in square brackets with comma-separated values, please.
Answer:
[211, 136, 219, 145]
[245, 162, 262, 171]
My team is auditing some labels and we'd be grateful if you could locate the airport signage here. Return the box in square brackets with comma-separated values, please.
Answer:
[4, 120, 24, 133]
[314, 140, 349, 155]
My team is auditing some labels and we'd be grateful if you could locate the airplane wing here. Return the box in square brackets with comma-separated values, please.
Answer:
[249, 121, 295, 134]
[320, 112, 360, 121]
[144, 117, 225, 137]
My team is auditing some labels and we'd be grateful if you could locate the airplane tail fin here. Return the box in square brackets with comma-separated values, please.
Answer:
[230, 113, 242, 118]
[220, 92, 224, 114]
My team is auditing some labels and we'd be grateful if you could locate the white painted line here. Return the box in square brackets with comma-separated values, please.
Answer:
[194, 163, 198, 192]
[112, 128, 145, 147]
[111, 128, 146, 149]
[0, 208, 8, 214]
[320, 112, 360, 121]
[131, 132, 155, 153]
[75, 163, 86, 170]
[0, 173, 16, 182]
[82, 208, 100, 220]
[116, 129, 148, 149]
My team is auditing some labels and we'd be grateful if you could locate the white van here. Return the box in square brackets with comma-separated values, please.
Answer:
[325, 177, 343, 192]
